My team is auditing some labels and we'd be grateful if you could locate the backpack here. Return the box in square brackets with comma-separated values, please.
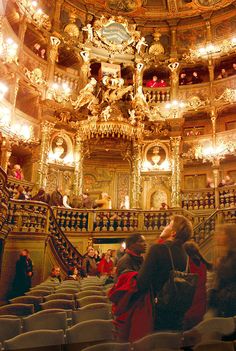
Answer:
[157, 246, 198, 314]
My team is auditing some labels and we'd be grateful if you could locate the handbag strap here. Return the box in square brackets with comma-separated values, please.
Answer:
[166, 245, 189, 272]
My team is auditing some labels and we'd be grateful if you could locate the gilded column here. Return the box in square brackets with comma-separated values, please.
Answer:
[211, 108, 220, 207]
[73, 133, 84, 196]
[0, 137, 12, 171]
[170, 136, 181, 207]
[168, 61, 180, 100]
[18, 15, 27, 64]
[80, 50, 91, 86]
[131, 141, 142, 208]
[46, 36, 61, 84]
[52, 0, 64, 32]
[170, 24, 178, 58]
[37, 121, 55, 188]
[9, 75, 20, 115]
[134, 62, 144, 92]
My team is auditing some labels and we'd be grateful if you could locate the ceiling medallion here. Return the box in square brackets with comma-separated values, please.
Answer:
[106, 0, 143, 13]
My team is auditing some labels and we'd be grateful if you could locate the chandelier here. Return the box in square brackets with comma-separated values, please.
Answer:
[16, 0, 51, 30]
[184, 140, 236, 164]
[0, 81, 36, 143]
[148, 100, 186, 121]
[184, 37, 236, 62]
[0, 27, 18, 64]
[47, 82, 71, 104]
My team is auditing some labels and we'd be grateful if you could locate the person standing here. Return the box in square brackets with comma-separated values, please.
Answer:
[11, 249, 33, 297]
[82, 247, 98, 277]
[137, 215, 193, 331]
[50, 187, 63, 206]
[116, 233, 146, 277]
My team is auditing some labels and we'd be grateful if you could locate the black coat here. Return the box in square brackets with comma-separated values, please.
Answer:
[137, 240, 188, 331]
[12, 256, 33, 297]
[116, 252, 143, 277]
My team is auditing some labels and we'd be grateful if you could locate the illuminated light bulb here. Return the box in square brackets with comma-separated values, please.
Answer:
[52, 83, 59, 90]
[231, 37, 236, 45]
[172, 100, 178, 106]
[0, 82, 8, 100]
[198, 47, 206, 54]
[20, 125, 31, 140]
[165, 103, 171, 109]
[31, 1, 38, 7]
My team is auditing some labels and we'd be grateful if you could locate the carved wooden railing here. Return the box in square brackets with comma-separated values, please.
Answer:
[143, 87, 171, 104]
[7, 177, 35, 199]
[182, 185, 236, 211]
[193, 207, 236, 245]
[0, 167, 10, 239]
[52, 207, 198, 234]
[7, 200, 83, 270]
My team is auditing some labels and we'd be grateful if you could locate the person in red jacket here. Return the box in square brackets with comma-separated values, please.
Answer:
[98, 251, 114, 276]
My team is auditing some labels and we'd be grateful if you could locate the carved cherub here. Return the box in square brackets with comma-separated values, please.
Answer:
[128, 109, 137, 125]
[135, 36, 148, 54]
[71, 78, 98, 110]
[101, 106, 112, 121]
[82, 24, 93, 41]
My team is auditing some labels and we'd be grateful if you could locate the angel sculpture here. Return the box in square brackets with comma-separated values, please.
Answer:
[135, 37, 148, 54]
[71, 78, 98, 110]
[101, 106, 112, 121]
[82, 24, 93, 41]
[128, 109, 137, 125]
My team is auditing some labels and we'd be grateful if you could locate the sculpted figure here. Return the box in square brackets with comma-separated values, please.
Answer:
[71, 78, 98, 110]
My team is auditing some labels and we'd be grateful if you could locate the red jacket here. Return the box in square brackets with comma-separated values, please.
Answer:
[97, 258, 113, 275]
[108, 272, 153, 342]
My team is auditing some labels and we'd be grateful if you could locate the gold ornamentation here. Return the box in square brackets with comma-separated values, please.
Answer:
[216, 88, 236, 104]
[71, 78, 98, 110]
[16, 0, 51, 30]
[24, 67, 47, 87]
[187, 96, 206, 110]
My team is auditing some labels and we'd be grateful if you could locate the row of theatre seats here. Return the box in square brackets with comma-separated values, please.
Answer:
[0, 276, 235, 350]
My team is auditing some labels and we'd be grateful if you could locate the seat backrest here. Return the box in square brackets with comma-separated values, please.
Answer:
[132, 332, 182, 351]
[80, 285, 104, 291]
[66, 319, 114, 344]
[81, 303, 112, 311]
[76, 290, 105, 299]
[40, 299, 76, 310]
[23, 311, 67, 332]
[25, 289, 51, 297]
[0, 303, 34, 317]
[4, 329, 65, 350]
[55, 288, 79, 294]
[72, 305, 112, 324]
[0, 318, 22, 343]
[9, 296, 43, 311]
[183, 317, 235, 346]
[193, 340, 234, 351]
[31, 308, 73, 319]
[77, 296, 108, 308]
[44, 293, 74, 301]
[81, 342, 131, 351]
[30, 286, 54, 292]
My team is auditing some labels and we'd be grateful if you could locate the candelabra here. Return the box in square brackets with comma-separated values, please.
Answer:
[0, 24, 18, 64]
[47, 82, 71, 104]
[16, 0, 51, 30]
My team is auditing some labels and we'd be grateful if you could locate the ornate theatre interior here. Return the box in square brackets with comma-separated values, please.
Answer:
[0, 0, 236, 300]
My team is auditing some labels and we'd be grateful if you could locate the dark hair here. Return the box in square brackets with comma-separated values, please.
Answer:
[126, 233, 143, 249]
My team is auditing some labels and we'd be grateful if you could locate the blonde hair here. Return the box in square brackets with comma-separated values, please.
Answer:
[171, 215, 193, 243]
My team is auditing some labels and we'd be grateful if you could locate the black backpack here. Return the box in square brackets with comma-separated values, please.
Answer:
[157, 246, 198, 314]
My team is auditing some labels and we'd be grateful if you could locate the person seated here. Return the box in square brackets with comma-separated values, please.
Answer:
[46, 266, 62, 283]
[189, 71, 202, 84]
[218, 179, 226, 187]
[146, 75, 159, 88]
[65, 266, 79, 280]
[12, 164, 24, 180]
[217, 68, 228, 79]
[179, 72, 188, 85]
[230, 62, 236, 76]
[157, 79, 168, 87]
[32, 188, 50, 204]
